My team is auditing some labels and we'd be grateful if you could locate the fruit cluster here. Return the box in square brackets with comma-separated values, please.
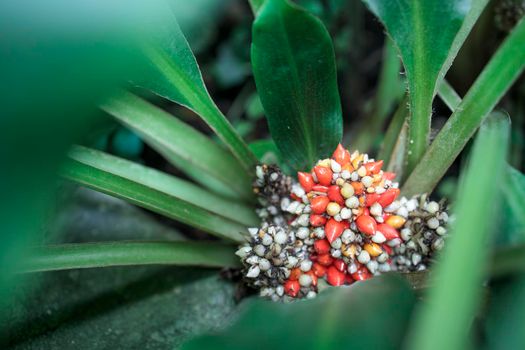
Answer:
[240, 144, 449, 301]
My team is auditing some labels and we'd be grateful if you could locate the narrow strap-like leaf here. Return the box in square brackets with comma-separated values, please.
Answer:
[251, 0, 343, 171]
[437, 80, 462, 111]
[19, 241, 240, 273]
[407, 112, 510, 350]
[403, 18, 525, 196]
[102, 91, 253, 201]
[60, 146, 249, 242]
[136, 15, 257, 172]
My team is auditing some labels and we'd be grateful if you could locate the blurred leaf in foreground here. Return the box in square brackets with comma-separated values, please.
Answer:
[182, 275, 416, 350]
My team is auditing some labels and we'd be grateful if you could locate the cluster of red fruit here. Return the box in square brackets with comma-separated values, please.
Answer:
[283, 144, 405, 297]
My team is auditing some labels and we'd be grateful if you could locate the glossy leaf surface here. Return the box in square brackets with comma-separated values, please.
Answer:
[251, 0, 343, 171]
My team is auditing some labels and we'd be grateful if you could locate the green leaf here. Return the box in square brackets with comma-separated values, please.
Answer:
[251, 0, 343, 171]
[491, 244, 525, 278]
[136, 10, 257, 172]
[402, 18, 525, 196]
[182, 275, 416, 350]
[60, 146, 250, 242]
[102, 91, 254, 201]
[406, 112, 510, 350]
[497, 166, 525, 245]
[362, 0, 472, 174]
[20, 241, 240, 273]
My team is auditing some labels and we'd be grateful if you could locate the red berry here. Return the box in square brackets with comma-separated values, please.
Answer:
[298, 172, 314, 192]
[345, 274, 355, 285]
[377, 188, 400, 207]
[332, 143, 351, 166]
[284, 280, 301, 297]
[365, 193, 381, 207]
[314, 166, 333, 186]
[312, 263, 327, 277]
[356, 215, 377, 236]
[333, 259, 347, 272]
[325, 218, 345, 243]
[314, 239, 331, 254]
[327, 266, 346, 286]
[312, 185, 329, 192]
[311, 196, 330, 214]
[364, 160, 383, 174]
[317, 253, 334, 266]
[310, 214, 327, 227]
[377, 223, 400, 240]
[327, 185, 345, 205]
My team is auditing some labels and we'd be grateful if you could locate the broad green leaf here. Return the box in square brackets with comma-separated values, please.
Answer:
[60, 146, 249, 242]
[362, 0, 472, 174]
[407, 112, 510, 350]
[102, 91, 254, 201]
[182, 275, 416, 350]
[136, 10, 257, 172]
[402, 18, 525, 196]
[491, 244, 525, 278]
[251, 0, 343, 171]
[20, 241, 240, 273]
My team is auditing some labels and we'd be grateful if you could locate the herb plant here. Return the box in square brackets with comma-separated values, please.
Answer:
[1, 0, 525, 349]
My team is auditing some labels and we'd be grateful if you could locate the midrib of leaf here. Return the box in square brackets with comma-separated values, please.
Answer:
[281, 11, 315, 166]
[143, 44, 257, 173]
[406, 0, 432, 176]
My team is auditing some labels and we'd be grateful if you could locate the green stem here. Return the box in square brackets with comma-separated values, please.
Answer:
[402, 18, 525, 196]
[19, 241, 241, 273]
[437, 80, 462, 111]
[378, 94, 409, 167]
[353, 38, 402, 152]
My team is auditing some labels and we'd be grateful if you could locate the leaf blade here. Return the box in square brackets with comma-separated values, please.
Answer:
[136, 13, 257, 171]
[251, 0, 343, 171]
[101, 91, 254, 201]
[362, 0, 472, 174]
[60, 146, 249, 242]
[406, 112, 510, 350]
[19, 241, 240, 273]
[402, 18, 525, 196]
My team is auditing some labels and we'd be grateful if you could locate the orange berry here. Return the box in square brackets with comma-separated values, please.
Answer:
[377, 223, 400, 240]
[326, 266, 346, 286]
[310, 214, 327, 227]
[332, 143, 351, 166]
[284, 280, 300, 297]
[364, 160, 383, 174]
[325, 218, 345, 243]
[327, 185, 345, 205]
[386, 215, 406, 229]
[377, 188, 400, 207]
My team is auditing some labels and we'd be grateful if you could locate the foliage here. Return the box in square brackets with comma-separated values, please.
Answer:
[1, 0, 525, 349]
